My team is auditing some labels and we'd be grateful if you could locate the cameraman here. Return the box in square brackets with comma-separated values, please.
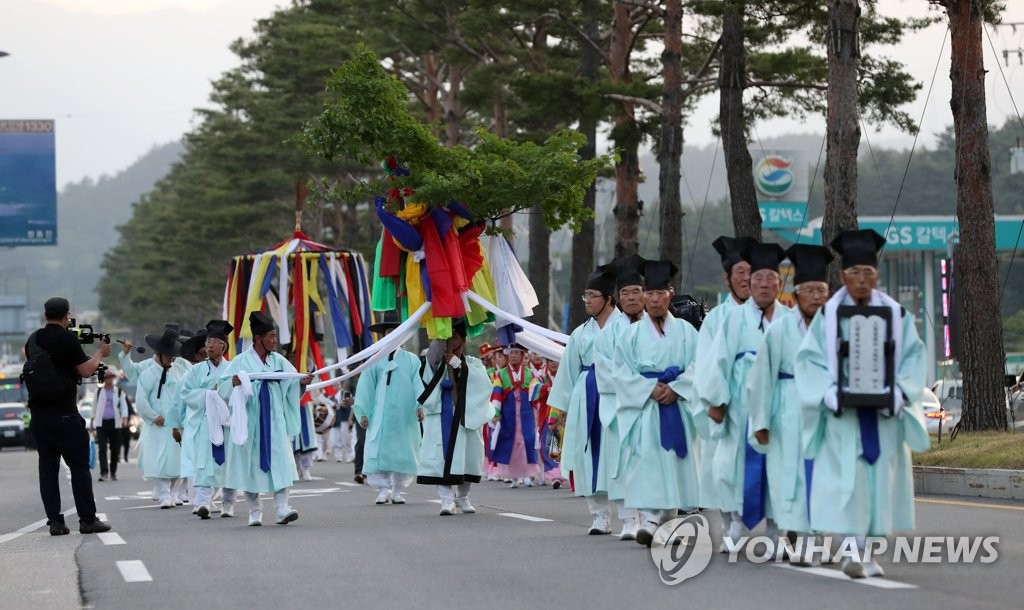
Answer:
[26, 297, 112, 536]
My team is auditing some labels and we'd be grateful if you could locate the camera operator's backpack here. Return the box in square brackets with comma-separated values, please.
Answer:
[21, 330, 69, 403]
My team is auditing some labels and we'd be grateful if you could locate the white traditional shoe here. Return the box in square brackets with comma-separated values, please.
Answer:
[864, 560, 885, 577]
[454, 496, 476, 514]
[523, 478, 533, 488]
[619, 517, 639, 541]
[439, 499, 456, 516]
[160, 499, 174, 509]
[275, 509, 298, 525]
[375, 490, 390, 505]
[192, 506, 199, 515]
[390, 493, 406, 505]
[248, 511, 263, 527]
[221, 504, 234, 518]
[635, 520, 658, 547]
[197, 505, 211, 520]
[841, 558, 867, 579]
[301, 469, 313, 482]
[589, 513, 612, 536]
[509, 480, 519, 489]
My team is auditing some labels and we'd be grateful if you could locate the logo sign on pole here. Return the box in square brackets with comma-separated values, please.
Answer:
[751, 149, 809, 229]
[0, 120, 57, 246]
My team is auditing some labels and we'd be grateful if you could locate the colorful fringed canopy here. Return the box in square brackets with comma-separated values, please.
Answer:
[222, 231, 374, 378]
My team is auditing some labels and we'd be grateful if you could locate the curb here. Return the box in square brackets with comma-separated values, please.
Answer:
[913, 465, 1024, 500]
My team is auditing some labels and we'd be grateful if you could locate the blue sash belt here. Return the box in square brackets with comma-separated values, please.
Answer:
[735, 350, 757, 361]
[641, 366, 687, 460]
[742, 421, 768, 530]
[581, 364, 601, 492]
[440, 379, 455, 457]
[257, 378, 281, 473]
[778, 372, 794, 380]
[212, 442, 225, 466]
[857, 408, 881, 464]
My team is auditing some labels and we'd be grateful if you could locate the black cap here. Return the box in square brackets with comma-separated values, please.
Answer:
[145, 327, 180, 357]
[642, 259, 679, 290]
[712, 236, 758, 273]
[44, 297, 70, 320]
[585, 269, 617, 298]
[743, 242, 786, 273]
[451, 317, 468, 339]
[369, 310, 402, 334]
[180, 331, 207, 362]
[786, 244, 833, 285]
[830, 229, 886, 269]
[205, 320, 233, 342]
[249, 311, 277, 336]
[601, 254, 646, 291]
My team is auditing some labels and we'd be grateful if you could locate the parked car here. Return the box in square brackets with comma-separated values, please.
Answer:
[919, 388, 950, 434]
[930, 378, 963, 428]
[0, 402, 28, 448]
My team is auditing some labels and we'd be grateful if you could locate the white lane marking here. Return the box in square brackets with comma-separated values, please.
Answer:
[497, 512, 552, 523]
[773, 563, 917, 589]
[428, 499, 442, 504]
[336, 482, 361, 487]
[98, 532, 126, 545]
[294, 488, 341, 494]
[116, 560, 153, 583]
[0, 508, 79, 545]
[104, 496, 120, 501]
[289, 491, 350, 499]
[123, 504, 163, 511]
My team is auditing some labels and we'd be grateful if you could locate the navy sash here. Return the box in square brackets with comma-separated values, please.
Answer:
[440, 378, 455, 457]
[735, 351, 757, 362]
[641, 366, 687, 459]
[581, 364, 601, 491]
[804, 458, 814, 520]
[257, 378, 281, 473]
[778, 372, 794, 380]
[212, 442, 225, 466]
[299, 404, 312, 448]
[742, 421, 768, 529]
[857, 408, 881, 464]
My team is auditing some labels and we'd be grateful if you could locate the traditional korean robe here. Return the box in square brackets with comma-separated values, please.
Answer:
[610, 314, 700, 510]
[353, 348, 424, 476]
[745, 314, 812, 532]
[177, 358, 230, 487]
[796, 288, 929, 536]
[548, 310, 624, 496]
[490, 365, 539, 473]
[417, 355, 493, 485]
[593, 309, 638, 502]
[136, 362, 187, 480]
[217, 348, 302, 493]
[696, 299, 792, 524]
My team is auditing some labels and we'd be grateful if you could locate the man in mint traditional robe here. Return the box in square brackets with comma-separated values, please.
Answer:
[218, 312, 313, 527]
[176, 320, 234, 519]
[417, 319, 494, 516]
[548, 268, 624, 535]
[694, 236, 755, 522]
[592, 256, 645, 540]
[136, 327, 188, 509]
[796, 229, 929, 579]
[696, 242, 792, 549]
[354, 311, 424, 505]
[608, 259, 700, 547]
[746, 245, 831, 558]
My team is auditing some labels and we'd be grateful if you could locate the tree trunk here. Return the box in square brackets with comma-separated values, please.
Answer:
[443, 63, 464, 147]
[658, 0, 685, 290]
[719, 0, 761, 242]
[823, 0, 862, 288]
[568, 1, 599, 330]
[610, 0, 642, 258]
[947, 0, 1006, 430]
[528, 24, 552, 326]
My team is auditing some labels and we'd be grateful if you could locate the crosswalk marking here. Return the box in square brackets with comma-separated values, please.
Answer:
[773, 563, 917, 589]
[117, 560, 153, 583]
[497, 512, 552, 523]
[98, 532, 125, 545]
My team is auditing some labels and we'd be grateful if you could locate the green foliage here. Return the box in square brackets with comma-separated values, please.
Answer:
[299, 46, 611, 228]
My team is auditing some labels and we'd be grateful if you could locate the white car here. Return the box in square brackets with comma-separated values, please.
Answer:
[0, 402, 28, 448]
[919, 388, 950, 434]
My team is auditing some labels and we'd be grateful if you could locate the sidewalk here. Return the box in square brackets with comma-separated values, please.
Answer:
[0, 527, 82, 609]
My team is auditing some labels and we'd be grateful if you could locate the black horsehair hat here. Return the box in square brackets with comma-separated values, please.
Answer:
[205, 320, 233, 342]
[249, 311, 277, 336]
[145, 327, 180, 357]
[830, 228, 886, 269]
[641, 259, 679, 291]
[369, 310, 402, 334]
[712, 236, 758, 273]
[743, 242, 786, 274]
[786, 244, 833, 285]
[585, 269, 617, 298]
[600, 253, 646, 291]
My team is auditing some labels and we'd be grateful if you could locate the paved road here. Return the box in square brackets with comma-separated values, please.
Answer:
[2, 447, 1022, 610]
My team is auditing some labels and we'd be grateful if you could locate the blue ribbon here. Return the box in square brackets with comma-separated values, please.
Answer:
[257, 379, 279, 473]
[857, 408, 881, 464]
[212, 443, 225, 466]
[299, 405, 312, 448]
[581, 364, 601, 492]
[641, 366, 687, 459]
[318, 254, 353, 349]
[258, 256, 278, 300]
[735, 350, 757, 362]
[804, 458, 814, 522]
[742, 421, 768, 530]
[440, 379, 454, 457]
[778, 372, 794, 380]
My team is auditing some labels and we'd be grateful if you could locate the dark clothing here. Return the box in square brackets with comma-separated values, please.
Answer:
[120, 427, 132, 462]
[25, 323, 88, 412]
[30, 409, 98, 526]
[96, 419, 120, 476]
[353, 422, 366, 476]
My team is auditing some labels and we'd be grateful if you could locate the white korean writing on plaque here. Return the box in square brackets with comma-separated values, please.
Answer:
[847, 315, 886, 395]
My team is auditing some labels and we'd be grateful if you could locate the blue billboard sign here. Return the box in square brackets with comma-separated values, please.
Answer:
[772, 215, 1024, 252]
[0, 120, 57, 246]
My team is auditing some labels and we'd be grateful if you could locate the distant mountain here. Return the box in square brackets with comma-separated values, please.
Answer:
[1, 141, 183, 315]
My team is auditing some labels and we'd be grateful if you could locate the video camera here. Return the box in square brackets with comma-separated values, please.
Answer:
[69, 319, 111, 345]
[670, 294, 708, 331]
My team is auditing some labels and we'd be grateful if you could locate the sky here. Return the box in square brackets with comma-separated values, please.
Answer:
[2, 0, 1024, 189]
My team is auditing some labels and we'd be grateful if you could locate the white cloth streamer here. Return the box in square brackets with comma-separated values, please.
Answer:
[204, 389, 230, 447]
[466, 290, 569, 344]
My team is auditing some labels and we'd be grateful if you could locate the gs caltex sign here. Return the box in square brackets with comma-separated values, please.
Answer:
[751, 149, 809, 229]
